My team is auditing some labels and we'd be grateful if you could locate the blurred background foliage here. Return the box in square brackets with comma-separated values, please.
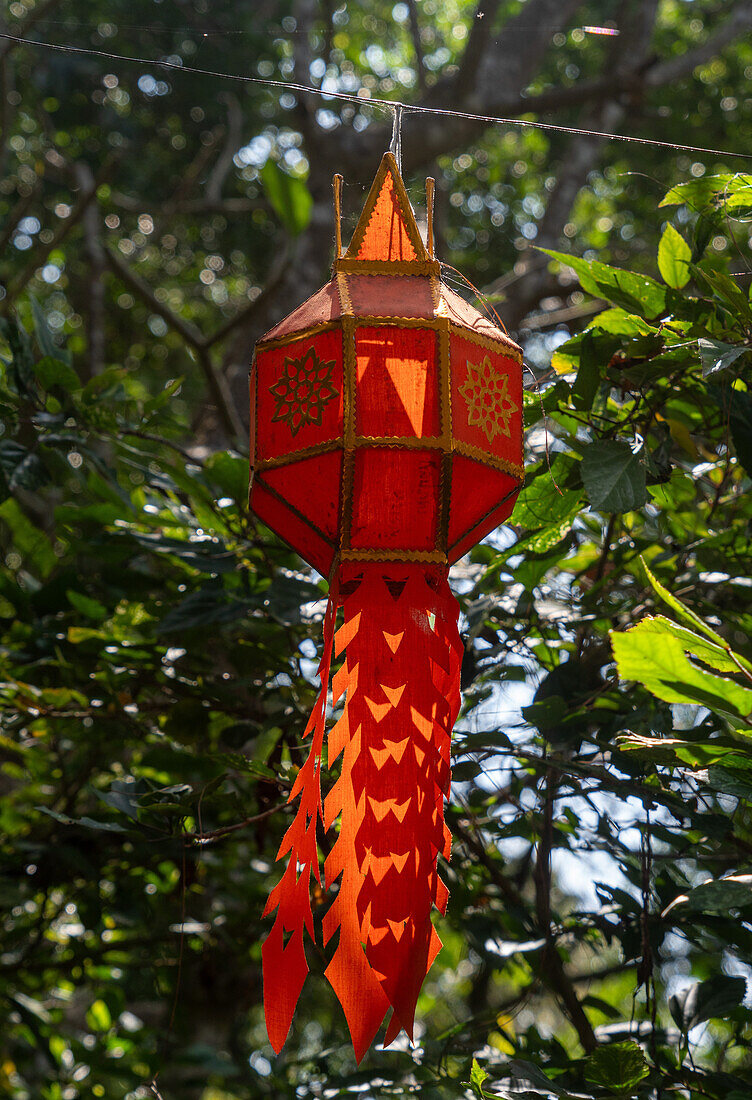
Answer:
[1, 0, 752, 1097]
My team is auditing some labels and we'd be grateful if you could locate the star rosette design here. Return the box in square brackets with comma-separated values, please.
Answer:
[459, 355, 519, 443]
[269, 347, 338, 436]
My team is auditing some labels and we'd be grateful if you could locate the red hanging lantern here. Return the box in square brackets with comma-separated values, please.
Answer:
[250, 152, 523, 1059]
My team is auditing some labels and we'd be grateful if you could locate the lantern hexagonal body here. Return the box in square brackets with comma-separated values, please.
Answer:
[250, 153, 523, 577]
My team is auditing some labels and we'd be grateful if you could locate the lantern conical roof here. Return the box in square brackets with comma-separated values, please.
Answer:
[260, 153, 520, 354]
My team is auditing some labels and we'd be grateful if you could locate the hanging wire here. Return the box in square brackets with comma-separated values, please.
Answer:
[0, 31, 751, 162]
[389, 104, 403, 174]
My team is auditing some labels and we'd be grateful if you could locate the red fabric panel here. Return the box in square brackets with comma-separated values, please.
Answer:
[353, 171, 418, 262]
[347, 274, 436, 319]
[350, 448, 440, 551]
[259, 280, 341, 342]
[355, 326, 439, 438]
[250, 480, 335, 576]
[447, 454, 518, 557]
[262, 451, 342, 548]
[255, 330, 343, 461]
[450, 332, 523, 468]
[448, 493, 520, 563]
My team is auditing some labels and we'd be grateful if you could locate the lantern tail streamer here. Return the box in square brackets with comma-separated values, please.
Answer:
[323, 563, 462, 1059]
[262, 583, 338, 1054]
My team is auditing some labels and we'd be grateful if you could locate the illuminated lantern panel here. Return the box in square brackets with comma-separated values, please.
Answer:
[250, 152, 523, 1060]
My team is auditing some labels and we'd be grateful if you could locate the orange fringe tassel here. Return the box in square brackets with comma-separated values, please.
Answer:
[263, 564, 461, 1059]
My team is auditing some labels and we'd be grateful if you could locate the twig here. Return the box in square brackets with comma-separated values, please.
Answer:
[1, 155, 117, 308]
[181, 802, 284, 843]
[104, 245, 245, 443]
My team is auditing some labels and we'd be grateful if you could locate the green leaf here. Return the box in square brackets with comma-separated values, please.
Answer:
[36, 807, 127, 832]
[260, 160, 313, 236]
[33, 354, 81, 394]
[0, 440, 49, 493]
[589, 307, 655, 336]
[658, 224, 692, 289]
[86, 999, 112, 1031]
[29, 296, 71, 364]
[205, 451, 248, 504]
[670, 976, 746, 1033]
[637, 615, 743, 673]
[584, 1041, 649, 1092]
[581, 440, 646, 513]
[697, 338, 748, 378]
[684, 874, 752, 912]
[611, 619, 752, 727]
[469, 1058, 489, 1098]
[728, 387, 752, 477]
[571, 330, 601, 412]
[540, 248, 666, 318]
[508, 1059, 563, 1095]
[67, 590, 108, 621]
[640, 556, 751, 667]
[692, 264, 752, 320]
[0, 498, 56, 578]
[659, 174, 740, 209]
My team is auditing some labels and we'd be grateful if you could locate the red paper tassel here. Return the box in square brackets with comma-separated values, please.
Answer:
[263, 565, 461, 1059]
[262, 583, 338, 1053]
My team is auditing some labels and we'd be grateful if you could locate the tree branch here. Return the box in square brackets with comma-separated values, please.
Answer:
[205, 94, 243, 204]
[645, 1, 752, 87]
[1, 156, 117, 310]
[105, 246, 245, 443]
[406, 0, 428, 94]
[73, 162, 106, 378]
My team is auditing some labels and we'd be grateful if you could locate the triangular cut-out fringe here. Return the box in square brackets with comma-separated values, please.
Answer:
[262, 563, 462, 1060]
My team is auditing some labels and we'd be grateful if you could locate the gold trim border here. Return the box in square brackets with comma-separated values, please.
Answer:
[341, 548, 447, 564]
[254, 437, 523, 481]
[335, 258, 441, 276]
[256, 316, 523, 363]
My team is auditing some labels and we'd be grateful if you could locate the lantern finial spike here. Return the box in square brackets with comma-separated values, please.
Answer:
[333, 173, 343, 258]
[425, 177, 435, 258]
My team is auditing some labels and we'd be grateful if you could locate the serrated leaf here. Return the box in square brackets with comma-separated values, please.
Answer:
[658, 224, 692, 289]
[584, 1041, 649, 1091]
[581, 441, 646, 513]
[469, 1058, 489, 1097]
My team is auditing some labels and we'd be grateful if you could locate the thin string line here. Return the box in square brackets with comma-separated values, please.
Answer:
[1, 31, 750, 163]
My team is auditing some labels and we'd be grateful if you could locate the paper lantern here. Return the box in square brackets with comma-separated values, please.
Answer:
[250, 152, 523, 1059]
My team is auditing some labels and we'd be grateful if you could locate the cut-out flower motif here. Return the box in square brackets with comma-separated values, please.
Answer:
[459, 356, 518, 443]
[270, 347, 338, 436]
